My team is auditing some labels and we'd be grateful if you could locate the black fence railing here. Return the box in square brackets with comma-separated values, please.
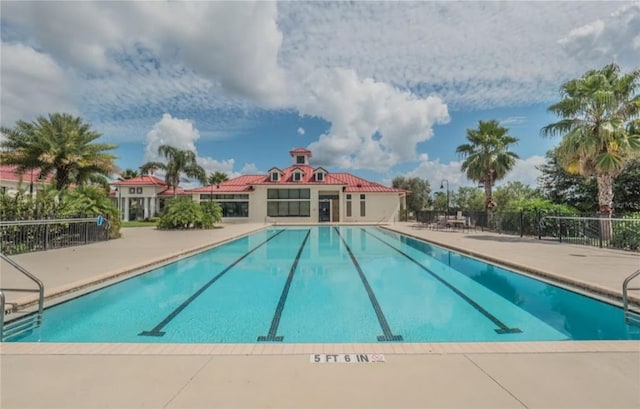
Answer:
[0, 218, 110, 255]
[415, 210, 640, 251]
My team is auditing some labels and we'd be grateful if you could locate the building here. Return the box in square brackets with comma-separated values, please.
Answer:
[188, 148, 408, 224]
[111, 175, 190, 221]
[0, 165, 51, 196]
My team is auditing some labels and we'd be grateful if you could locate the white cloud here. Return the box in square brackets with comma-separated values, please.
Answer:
[499, 116, 527, 127]
[499, 155, 546, 188]
[144, 113, 236, 181]
[401, 154, 545, 193]
[0, 42, 76, 126]
[297, 127, 305, 135]
[1, 2, 286, 104]
[558, 3, 640, 68]
[294, 67, 450, 171]
[240, 163, 260, 175]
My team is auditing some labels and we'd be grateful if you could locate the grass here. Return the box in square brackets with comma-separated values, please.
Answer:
[121, 220, 157, 228]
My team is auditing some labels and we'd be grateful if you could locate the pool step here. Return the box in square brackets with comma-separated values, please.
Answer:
[2, 312, 42, 341]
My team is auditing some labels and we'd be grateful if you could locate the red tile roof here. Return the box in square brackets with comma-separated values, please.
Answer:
[112, 175, 167, 186]
[0, 165, 53, 183]
[186, 164, 407, 194]
[158, 186, 191, 196]
[289, 148, 311, 157]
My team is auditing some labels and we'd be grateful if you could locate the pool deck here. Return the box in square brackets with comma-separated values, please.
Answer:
[2, 222, 640, 408]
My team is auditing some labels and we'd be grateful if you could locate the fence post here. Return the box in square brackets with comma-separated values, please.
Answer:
[84, 222, 89, 244]
[520, 211, 524, 238]
[44, 224, 49, 250]
[558, 217, 562, 243]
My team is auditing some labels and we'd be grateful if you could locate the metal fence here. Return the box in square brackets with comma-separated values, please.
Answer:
[416, 210, 640, 251]
[0, 218, 110, 255]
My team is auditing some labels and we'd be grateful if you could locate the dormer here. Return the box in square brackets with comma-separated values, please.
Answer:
[268, 167, 283, 182]
[313, 167, 328, 182]
[289, 148, 312, 166]
[291, 167, 305, 182]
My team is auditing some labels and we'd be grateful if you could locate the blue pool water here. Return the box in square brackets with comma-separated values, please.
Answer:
[9, 226, 640, 343]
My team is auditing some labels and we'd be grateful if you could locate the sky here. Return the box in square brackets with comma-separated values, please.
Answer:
[1, 1, 639, 191]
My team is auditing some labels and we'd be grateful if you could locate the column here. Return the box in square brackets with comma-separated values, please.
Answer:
[124, 198, 130, 221]
[144, 197, 150, 219]
[150, 197, 156, 217]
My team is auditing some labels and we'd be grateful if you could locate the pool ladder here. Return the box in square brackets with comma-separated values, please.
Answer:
[0, 253, 45, 341]
[622, 268, 640, 327]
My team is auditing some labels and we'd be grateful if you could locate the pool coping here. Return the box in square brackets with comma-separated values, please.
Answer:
[2, 340, 639, 355]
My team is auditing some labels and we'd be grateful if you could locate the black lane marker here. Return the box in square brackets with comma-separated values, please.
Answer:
[139, 229, 286, 337]
[257, 229, 311, 342]
[334, 227, 403, 342]
[365, 229, 521, 334]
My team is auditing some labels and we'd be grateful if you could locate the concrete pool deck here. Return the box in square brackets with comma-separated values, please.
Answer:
[1, 222, 640, 408]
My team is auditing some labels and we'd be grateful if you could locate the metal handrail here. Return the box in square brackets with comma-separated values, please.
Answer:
[0, 290, 5, 339]
[622, 269, 640, 321]
[0, 253, 45, 339]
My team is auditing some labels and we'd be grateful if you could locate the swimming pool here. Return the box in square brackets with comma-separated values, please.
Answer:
[8, 226, 639, 343]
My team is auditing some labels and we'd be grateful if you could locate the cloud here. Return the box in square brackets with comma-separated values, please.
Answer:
[499, 116, 527, 127]
[297, 127, 305, 135]
[1, 1, 286, 104]
[144, 114, 241, 181]
[401, 154, 545, 193]
[558, 3, 640, 68]
[294, 67, 450, 171]
[240, 163, 260, 175]
[499, 155, 546, 188]
[0, 42, 76, 126]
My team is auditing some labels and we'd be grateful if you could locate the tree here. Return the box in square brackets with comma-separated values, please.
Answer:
[493, 181, 539, 211]
[541, 63, 640, 216]
[451, 186, 486, 213]
[119, 169, 140, 180]
[0, 113, 117, 190]
[539, 149, 640, 213]
[207, 171, 229, 185]
[432, 191, 448, 211]
[456, 120, 519, 219]
[140, 145, 206, 197]
[392, 176, 431, 216]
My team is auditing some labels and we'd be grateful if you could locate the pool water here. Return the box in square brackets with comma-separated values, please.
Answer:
[9, 226, 640, 343]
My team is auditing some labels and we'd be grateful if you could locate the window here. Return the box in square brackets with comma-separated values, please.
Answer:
[296, 155, 305, 164]
[129, 187, 135, 194]
[346, 194, 352, 217]
[271, 172, 279, 182]
[293, 172, 302, 182]
[136, 187, 143, 194]
[316, 172, 324, 181]
[266, 188, 311, 217]
[360, 194, 366, 217]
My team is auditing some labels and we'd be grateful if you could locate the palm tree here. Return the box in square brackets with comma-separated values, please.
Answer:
[456, 120, 519, 220]
[541, 63, 640, 216]
[140, 145, 206, 197]
[118, 168, 140, 180]
[207, 171, 229, 185]
[0, 113, 117, 190]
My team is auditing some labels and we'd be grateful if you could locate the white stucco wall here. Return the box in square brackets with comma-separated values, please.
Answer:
[342, 192, 402, 223]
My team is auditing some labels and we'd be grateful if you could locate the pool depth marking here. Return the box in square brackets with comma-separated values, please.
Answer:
[257, 229, 311, 342]
[366, 229, 521, 335]
[334, 227, 403, 342]
[139, 229, 286, 337]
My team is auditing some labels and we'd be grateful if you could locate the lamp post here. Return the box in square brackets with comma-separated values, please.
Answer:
[115, 187, 121, 221]
[440, 179, 449, 215]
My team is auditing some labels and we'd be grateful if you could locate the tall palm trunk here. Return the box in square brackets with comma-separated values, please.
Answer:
[596, 172, 614, 241]
[595, 172, 614, 216]
[484, 173, 494, 222]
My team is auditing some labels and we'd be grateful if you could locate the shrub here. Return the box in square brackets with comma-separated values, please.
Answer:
[611, 212, 640, 251]
[61, 186, 121, 238]
[157, 198, 221, 229]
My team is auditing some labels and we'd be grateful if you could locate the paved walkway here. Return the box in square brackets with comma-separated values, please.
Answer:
[1, 222, 640, 408]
